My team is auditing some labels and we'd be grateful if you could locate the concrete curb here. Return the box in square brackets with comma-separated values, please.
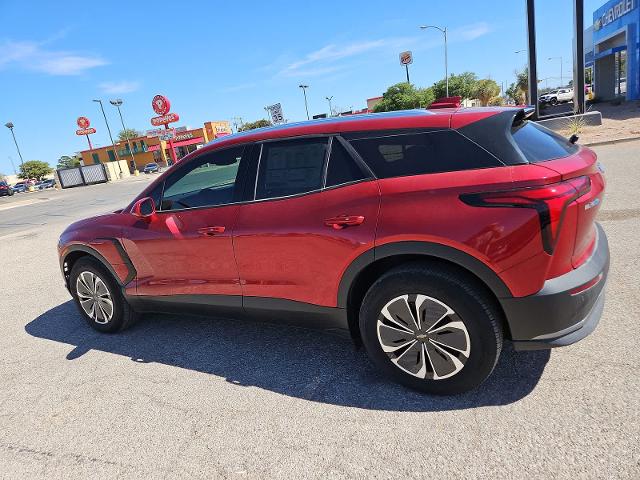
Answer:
[583, 136, 640, 147]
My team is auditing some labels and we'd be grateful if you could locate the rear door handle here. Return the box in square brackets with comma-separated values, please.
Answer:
[197, 226, 226, 236]
[324, 215, 365, 230]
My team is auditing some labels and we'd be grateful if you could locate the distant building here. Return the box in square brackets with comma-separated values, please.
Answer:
[585, 0, 638, 101]
[79, 121, 231, 172]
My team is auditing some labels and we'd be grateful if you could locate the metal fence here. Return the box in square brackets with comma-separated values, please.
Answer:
[57, 164, 108, 189]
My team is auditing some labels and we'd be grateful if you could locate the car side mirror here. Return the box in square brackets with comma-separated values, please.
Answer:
[132, 197, 156, 221]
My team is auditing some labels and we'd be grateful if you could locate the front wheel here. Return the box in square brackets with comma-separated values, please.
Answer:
[359, 263, 503, 395]
[70, 257, 137, 333]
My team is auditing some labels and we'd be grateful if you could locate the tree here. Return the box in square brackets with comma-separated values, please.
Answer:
[373, 83, 435, 112]
[506, 68, 529, 105]
[19, 160, 53, 180]
[488, 96, 506, 106]
[238, 119, 272, 131]
[57, 154, 81, 169]
[117, 128, 141, 141]
[431, 72, 478, 100]
[472, 79, 501, 106]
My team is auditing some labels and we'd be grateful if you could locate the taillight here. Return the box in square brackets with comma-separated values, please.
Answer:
[461, 176, 591, 254]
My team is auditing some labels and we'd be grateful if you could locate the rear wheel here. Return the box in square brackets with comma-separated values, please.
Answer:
[70, 257, 137, 333]
[359, 263, 503, 394]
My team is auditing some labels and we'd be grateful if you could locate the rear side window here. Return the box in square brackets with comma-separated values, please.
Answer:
[348, 130, 501, 179]
[255, 138, 328, 200]
[325, 140, 367, 187]
[511, 121, 578, 163]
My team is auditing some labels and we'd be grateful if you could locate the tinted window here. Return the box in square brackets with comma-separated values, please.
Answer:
[255, 138, 328, 200]
[160, 146, 243, 211]
[512, 121, 578, 163]
[348, 130, 500, 179]
[326, 140, 367, 187]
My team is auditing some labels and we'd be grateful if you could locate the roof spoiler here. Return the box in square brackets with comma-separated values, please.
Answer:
[516, 106, 536, 121]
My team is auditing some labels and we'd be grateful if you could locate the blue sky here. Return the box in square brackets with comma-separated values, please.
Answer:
[0, 0, 602, 173]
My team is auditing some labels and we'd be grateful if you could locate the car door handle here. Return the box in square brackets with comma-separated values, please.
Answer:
[324, 215, 365, 230]
[197, 226, 226, 236]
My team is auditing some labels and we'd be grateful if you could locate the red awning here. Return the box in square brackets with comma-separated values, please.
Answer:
[168, 137, 204, 148]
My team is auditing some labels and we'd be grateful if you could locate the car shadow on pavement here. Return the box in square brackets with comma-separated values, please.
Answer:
[26, 301, 550, 412]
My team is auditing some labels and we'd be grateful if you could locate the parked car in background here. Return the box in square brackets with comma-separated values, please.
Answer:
[540, 88, 574, 105]
[143, 163, 160, 174]
[37, 179, 56, 190]
[11, 182, 26, 193]
[58, 107, 608, 395]
[0, 181, 14, 196]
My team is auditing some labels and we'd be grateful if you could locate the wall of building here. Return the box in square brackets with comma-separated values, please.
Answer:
[591, 0, 639, 100]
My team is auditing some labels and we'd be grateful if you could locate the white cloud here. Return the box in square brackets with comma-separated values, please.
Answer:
[0, 39, 107, 75]
[278, 37, 416, 78]
[451, 22, 492, 42]
[99, 80, 141, 94]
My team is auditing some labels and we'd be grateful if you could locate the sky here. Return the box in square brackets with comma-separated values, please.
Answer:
[0, 0, 603, 174]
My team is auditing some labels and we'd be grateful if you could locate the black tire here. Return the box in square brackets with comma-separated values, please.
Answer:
[69, 257, 137, 333]
[359, 263, 503, 395]
[550, 98, 558, 105]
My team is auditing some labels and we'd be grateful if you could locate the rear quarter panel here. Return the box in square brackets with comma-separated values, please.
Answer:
[375, 165, 562, 297]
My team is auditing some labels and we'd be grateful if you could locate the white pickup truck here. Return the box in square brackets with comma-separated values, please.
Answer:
[540, 88, 574, 105]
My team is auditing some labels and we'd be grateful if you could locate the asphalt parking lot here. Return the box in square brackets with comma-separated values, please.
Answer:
[1, 143, 638, 479]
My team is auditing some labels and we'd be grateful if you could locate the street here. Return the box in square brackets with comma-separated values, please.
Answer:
[0, 141, 638, 479]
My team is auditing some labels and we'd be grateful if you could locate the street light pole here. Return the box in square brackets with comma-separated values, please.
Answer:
[109, 99, 137, 172]
[325, 96, 333, 116]
[93, 99, 123, 177]
[4, 122, 24, 167]
[549, 56, 563, 87]
[299, 84, 310, 120]
[420, 25, 448, 97]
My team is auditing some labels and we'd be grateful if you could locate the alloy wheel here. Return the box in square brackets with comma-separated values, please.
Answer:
[376, 294, 471, 380]
[76, 271, 114, 324]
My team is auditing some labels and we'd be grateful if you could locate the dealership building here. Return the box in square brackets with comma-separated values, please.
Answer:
[586, 0, 639, 101]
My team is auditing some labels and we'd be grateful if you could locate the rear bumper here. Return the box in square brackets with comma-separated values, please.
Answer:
[501, 223, 609, 351]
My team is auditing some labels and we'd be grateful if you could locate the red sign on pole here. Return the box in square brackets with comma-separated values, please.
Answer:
[76, 127, 97, 135]
[77, 116, 91, 129]
[151, 94, 179, 165]
[152, 95, 171, 116]
[151, 112, 180, 126]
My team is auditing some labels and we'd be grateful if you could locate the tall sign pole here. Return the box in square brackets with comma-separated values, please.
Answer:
[76, 117, 97, 151]
[525, 0, 539, 119]
[573, 0, 586, 114]
[151, 95, 180, 165]
[399, 51, 413, 84]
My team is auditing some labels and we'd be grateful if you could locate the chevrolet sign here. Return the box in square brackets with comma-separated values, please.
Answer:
[595, 0, 635, 30]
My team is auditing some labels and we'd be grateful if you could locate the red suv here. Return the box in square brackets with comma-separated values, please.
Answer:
[58, 108, 609, 394]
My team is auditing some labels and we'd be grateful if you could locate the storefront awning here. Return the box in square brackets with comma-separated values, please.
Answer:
[169, 137, 204, 148]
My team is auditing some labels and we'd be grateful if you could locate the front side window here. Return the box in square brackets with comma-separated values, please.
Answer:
[160, 146, 243, 211]
[348, 130, 501, 179]
[255, 138, 328, 200]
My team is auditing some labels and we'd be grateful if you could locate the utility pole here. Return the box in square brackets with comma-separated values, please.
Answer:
[299, 84, 310, 120]
[109, 99, 137, 173]
[548, 56, 563, 87]
[420, 25, 448, 97]
[93, 99, 123, 177]
[4, 122, 24, 167]
[325, 96, 333, 116]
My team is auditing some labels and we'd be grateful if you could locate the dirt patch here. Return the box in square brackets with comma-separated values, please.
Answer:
[562, 101, 640, 145]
